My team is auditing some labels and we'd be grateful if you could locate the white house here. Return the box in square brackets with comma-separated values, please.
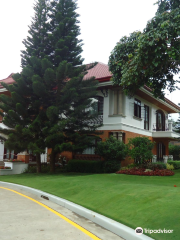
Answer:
[1, 64, 180, 166]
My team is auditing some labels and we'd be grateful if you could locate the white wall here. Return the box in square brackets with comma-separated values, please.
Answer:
[98, 89, 169, 136]
[0, 142, 4, 160]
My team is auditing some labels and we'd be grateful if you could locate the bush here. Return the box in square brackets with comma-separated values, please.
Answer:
[169, 144, 180, 159]
[95, 136, 127, 161]
[127, 137, 155, 164]
[166, 163, 174, 170]
[103, 161, 121, 173]
[151, 162, 166, 170]
[67, 160, 104, 173]
[138, 162, 166, 170]
[67, 159, 120, 173]
[168, 160, 180, 169]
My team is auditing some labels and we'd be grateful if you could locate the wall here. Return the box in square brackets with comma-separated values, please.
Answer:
[0, 162, 29, 175]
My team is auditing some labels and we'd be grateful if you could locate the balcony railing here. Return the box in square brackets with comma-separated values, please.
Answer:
[86, 115, 103, 125]
[152, 122, 172, 131]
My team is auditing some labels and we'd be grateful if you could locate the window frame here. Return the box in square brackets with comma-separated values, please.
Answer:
[144, 105, 149, 130]
[134, 98, 141, 118]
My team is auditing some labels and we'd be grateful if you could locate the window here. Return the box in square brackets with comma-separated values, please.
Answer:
[156, 110, 165, 131]
[90, 96, 104, 115]
[109, 132, 124, 142]
[4, 149, 16, 160]
[134, 99, 141, 118]
[144, 105, 149, 130]
[82, 138, 101, 155]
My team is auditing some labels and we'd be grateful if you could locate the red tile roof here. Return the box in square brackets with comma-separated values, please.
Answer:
[83, 62, 112, 80]
[1, 65, 180, 112]
[0, 73, 15, 89]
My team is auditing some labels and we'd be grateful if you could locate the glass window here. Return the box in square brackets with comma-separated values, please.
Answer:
[144, 105, 149, 130]
[134, 99, 141, 118]
[90, 96, 103, 115]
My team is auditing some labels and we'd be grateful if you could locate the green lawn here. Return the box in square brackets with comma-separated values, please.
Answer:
[1, 171, 180, 240]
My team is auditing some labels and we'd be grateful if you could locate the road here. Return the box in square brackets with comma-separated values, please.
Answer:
[0, 186, 124, 240]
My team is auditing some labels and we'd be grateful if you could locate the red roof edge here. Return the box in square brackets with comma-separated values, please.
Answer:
[143, 85, 180, 111]
[97, 76, 112, 82]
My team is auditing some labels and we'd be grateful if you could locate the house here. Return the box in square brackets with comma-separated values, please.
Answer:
[60, 62, 180, 166]
[1, 63, 180, 166]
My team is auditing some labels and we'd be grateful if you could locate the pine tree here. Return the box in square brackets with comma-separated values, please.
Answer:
[0, 0, 102, 173]
[21, 0, 51, 68]
[49, 0, 84, 67]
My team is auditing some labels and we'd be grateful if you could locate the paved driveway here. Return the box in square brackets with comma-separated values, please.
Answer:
[0, 187, 124, 240]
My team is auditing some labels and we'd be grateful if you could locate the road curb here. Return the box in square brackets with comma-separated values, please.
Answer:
[0, 181, 154, 240]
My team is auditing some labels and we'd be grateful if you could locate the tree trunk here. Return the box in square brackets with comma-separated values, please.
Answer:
[50, 149, 56, 173]
[36, 153, 41, 173]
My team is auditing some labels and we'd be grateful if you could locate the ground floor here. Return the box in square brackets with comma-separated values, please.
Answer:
[49, 130, 173, 167]
[0, 130, 174, 167]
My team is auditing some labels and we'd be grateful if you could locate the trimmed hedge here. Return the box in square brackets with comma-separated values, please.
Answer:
[168, 161, 180, 169]
[66, 160, 121, 173]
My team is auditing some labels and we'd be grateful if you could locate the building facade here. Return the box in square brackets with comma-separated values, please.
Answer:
[1, 64, 180, 166]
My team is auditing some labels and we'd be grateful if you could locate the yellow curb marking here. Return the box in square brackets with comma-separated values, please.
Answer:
[0, 187, 101, 240]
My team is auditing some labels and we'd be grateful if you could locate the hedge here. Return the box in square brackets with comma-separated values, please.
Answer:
[66, 160, 121, 173]
[168, 161, 180, 169]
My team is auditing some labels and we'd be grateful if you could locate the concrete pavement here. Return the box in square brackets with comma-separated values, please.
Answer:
[0, 187, 124, 240]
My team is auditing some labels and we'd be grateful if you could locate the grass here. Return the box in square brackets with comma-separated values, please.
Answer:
[1, 171, 180, 240]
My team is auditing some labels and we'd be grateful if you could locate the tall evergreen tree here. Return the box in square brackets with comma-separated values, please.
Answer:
[21, 0, 51, 68]
[49, 0, 84, 67]
[0, 0, 102, 173]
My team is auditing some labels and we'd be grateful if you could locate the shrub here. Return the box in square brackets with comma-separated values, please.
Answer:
[95, 136, 127, 161]
[166, 163, 174, 170]
[168, 160, 180, 169]
[67, 159, 120, 173]
[127, 163, 137, 169]
[169, 144, 180, 159]
[103, 161, 121, 173]
[127, 137, 155, 164]
[150, 162, 166, 170]
[67, 160, 104, 173]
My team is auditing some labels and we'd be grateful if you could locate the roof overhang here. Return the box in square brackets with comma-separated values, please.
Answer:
[137, 88, 180, 113]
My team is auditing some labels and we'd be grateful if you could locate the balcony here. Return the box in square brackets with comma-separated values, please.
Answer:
[152, 122, 180, 139]
[87, 115, 103, 125]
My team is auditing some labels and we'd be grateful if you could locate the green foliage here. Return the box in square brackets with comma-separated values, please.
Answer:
[149, 162, 167, 170]
[109, 0, 180, 98]
[103, 161, 121, 173]
[66, 160, 104, 173]
[168, 160, 180, 169]
[95, 136, 127, 162]
[66, 159, 120, 173]
[0, 0, 102, 174]
[169, 144, 180, 159]
[166, 163, 174, 170]
[127, 137, 155, 164]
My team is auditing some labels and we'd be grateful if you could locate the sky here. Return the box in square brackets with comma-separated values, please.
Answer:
[0, 0, 179, 119]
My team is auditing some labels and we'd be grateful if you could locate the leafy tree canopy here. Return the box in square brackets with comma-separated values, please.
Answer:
[109, 0, 180, 98]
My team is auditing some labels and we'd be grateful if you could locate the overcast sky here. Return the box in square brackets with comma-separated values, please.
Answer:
[0, 0, 179, 119]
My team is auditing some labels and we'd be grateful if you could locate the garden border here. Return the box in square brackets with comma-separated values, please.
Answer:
[0, 181, 154, 240]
